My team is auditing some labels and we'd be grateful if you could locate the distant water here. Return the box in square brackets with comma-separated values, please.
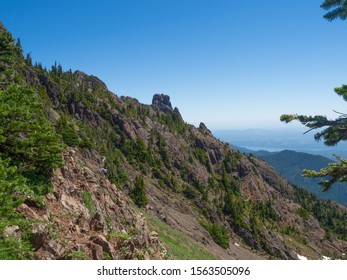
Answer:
[242, 146, 284, 152]
[214, 128, 347, 159]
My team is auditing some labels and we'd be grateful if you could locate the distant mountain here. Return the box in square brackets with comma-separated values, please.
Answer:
[214, 129, 347, 160]
[231, 145, 272, 157]
[255, 150, 347, 206]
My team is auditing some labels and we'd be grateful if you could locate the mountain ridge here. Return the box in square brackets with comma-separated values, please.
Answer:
[0, 23, 346, 260]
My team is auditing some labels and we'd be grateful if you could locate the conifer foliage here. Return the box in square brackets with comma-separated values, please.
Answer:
[0, 85, 64, 176]
[281, 2, 347, 190]
[0, 158, 28, 218]
[281, 87, 347, 190]
[321, 0, 347, 21]
[130, 176, 148, 207]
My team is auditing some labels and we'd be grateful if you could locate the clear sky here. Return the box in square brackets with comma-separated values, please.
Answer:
[2, 0, 347, 130]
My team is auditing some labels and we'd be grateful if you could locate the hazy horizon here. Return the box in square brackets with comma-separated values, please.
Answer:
[212, 127, 347, 160]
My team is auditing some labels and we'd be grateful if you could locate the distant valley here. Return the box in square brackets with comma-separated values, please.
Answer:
[230, 145, 347, 206]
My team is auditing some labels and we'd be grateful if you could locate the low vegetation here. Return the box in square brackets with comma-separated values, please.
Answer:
[143, 211, 218, 260]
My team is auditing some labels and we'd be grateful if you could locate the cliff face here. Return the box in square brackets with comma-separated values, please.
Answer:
[1, 23, 346, 260]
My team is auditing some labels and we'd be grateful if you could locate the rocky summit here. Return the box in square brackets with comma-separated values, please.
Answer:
[0, 23, 346, 260]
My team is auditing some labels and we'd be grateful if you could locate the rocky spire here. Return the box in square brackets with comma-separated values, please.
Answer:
[152, 93, 173, 113]
[199, 122, 212, 135]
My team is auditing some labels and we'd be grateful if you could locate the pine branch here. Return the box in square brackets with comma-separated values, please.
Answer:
[321, 0, 347, 21]
[303, 155, 347, 191]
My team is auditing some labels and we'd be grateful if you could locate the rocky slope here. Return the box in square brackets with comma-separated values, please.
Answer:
[1, 22, 346, 260]
[16, 148, 164, 260]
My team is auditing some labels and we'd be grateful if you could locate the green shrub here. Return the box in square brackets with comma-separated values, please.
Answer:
[61, 125, 79, 147]
[192, 147, 208, 166]
[183, 185, 198, 199]
[0, 218, 34, 260]
[200, 220, 230, 249]
[0, 85, 64, 175]
[82, 191, 95, 216]
[295, 207, 310, 219]
[65, 250, 88, 260]
[130, 176, 148, 207]
[0, 236, 33, 260]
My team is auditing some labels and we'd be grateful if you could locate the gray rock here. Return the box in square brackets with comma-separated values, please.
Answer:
[91, 243, 104, 260]
[30, 223, 49, 250]
[45, 239, 64, 256]
[90, 234, 116, 259]
[199, 122, 212, 134]
[76, 213, 90, 232]
[90, 212, 105, 232]
[152, 94, 173, 113]
[3, 225, 21, 239]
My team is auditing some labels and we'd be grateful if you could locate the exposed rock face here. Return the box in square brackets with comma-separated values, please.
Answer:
[39, 73, 61, 108]
[74, 70, 108, 92]
[199, 122, 212, 135]
[19, 148, 164, 260]
[152, 93, 173, 113]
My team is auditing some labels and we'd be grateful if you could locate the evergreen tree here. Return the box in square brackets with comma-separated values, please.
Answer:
[0, 85, 64, 176]
[0, 158, 27, 218]
[130, 176, 148, 207]
[280, 86, 347, 190]
[321, 0, 347, 21]
[281, 2, 347, 190]
[0, 29, 16, 83]
[15, 38, 22, 56]
[25, 53, 32, 66]
[56, 118, 80, 147]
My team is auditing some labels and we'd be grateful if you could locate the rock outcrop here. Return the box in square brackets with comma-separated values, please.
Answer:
[152, 93, 173, 113]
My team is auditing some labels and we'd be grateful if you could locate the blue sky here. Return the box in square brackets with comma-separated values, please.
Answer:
[2, 0, 347, 130]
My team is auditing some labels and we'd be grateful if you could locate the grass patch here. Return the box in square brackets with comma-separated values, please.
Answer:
[65, 250, 88, 260]
[0, 218, 34, 260]
[107, 231, 131, 241]
[142, 211, 219, 260]
[82, 191, 95, 217]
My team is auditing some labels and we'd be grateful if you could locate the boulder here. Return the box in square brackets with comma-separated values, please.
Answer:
[90, 234, 116, 259]
[30, 223, 49, 250]
[90, 212, 105, 232]
[3, 225, 21, 239]
[91, 243, 104, 260]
